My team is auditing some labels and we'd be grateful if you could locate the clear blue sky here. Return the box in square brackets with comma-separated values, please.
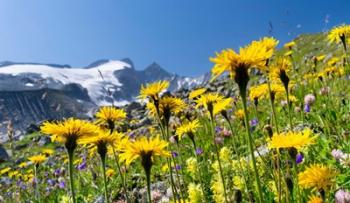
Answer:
[0, 0, 349, 76]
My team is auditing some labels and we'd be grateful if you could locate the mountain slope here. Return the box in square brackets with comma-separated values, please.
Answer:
[0, 59, 207, 138]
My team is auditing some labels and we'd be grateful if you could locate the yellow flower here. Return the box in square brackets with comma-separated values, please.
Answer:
[327, 24, 350, 43]
[139, 80, 169, 101]
[95, 106, 126, 127]
[308, 195, 323, 203]
[42, 148, 55, 156]
[235, 109, 245, 120]
[249, 85, 266, 102]
[186, 157, 198, 179]
[78, 130, 124, 149]
[28, 154, 47, 165]
[298, 164, 336, 191]
[119, 136, 170, 166]
[189, 88, 207, 99]
[146, 96, 186, 120]
[106, 169, 115, 178]
[195, 93, 232, 116]
[0, 167, 11, 176]
[8, 170, 20, 179]
[315, 55, 326, 62]
[284, 41, 296, 49]
[187, 183, 204, 203]
[284, 50, 293, 57]
[268, 128, 317, 150]
[327, 57, 340, 66]
[41, 118, 99, 150]
[210, 37, 278, 80]
[18, 162, 27, 168]
[233, 176, 245, 190]
[176, 119, 200, 140]
[269, 57, 292, 83]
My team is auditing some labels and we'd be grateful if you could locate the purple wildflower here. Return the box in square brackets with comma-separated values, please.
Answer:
[54, 168, 61, 176]
[296, 153, 303, 164]
[171, 151, 178, 158]
[58, 180, 66, 189]
[304, 104, 310, 113]
[250, 119, 259, 127]
[195, 148, 203, 156]
[47, 179, 55, 186]
[215, 127, 223, 134]
[175, 164, 182, 171]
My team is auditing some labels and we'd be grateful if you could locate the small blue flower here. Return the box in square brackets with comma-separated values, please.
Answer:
[195, 148, 203, 155]
[58, 181, 66, 189]
[175, 164, 182, 171]
[296, 153, 303, 164]
[171, 151, 178, 158]
[304, 104, 310, 113]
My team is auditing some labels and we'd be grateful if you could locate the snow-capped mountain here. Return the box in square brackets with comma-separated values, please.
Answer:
[0, 59, 208, 137]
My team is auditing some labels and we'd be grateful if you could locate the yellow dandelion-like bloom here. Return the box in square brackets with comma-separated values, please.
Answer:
[18, 162, 27, 168]
[8, 170, 20, 179]
[78, 130, 125, 150]
[315, 55, 326, 62]
[284, 50, 293, 57]
[284, 41, 296, 49]
[235, 109, 245, 120]
[119, 136, 170, 166]
[41, 118, 99, 149]
[269, 57, 292, 83]
[189, 88, 207, 99]
[210, 37, 278, 80]
[42, 148, 55, 156]
[327, 24, 350, 43]
[249, 84, 266, 102]
[106, 169, 116, 178]
[146, 96, 186, 119]
[322, 66, 345, 77]
[268, 128, 317, 150]
[195, 93, 232, 116]
[249, 83, 286, 102]
[0, 167, 11, 176]
[298, 164, 336, 191]
[176, 119, 200, 140]
[187, 183, 204, 203]
[95, 106, 126, 127]
[139, 80, 169, 101]
[28, 154, 47, 165]
[308, 195, 323, 203]
[327, 57, 340, 66]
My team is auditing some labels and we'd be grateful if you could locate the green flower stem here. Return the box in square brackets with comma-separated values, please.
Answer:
[275, 150, 283, 203]
[33, 165, 40, 203]
[226, 119, 250, 196]
[240, 88, 264, 203]
[210, 118, 229, 203]
[68, 150, 77, 203]
[100, 154, 109, 203]
[190, 139, 209, 202]
[158, 121, 178, 202]
[145, 168, 152, 203]
[112, 148, 130, 203]
[175, 142, 188, 202]
[285, 87, 293, 130]
[267, 80, 280, 133]
[155, 107, 178, 202]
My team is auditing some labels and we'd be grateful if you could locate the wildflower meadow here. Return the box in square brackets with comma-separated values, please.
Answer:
[1, 24, 350, 203]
